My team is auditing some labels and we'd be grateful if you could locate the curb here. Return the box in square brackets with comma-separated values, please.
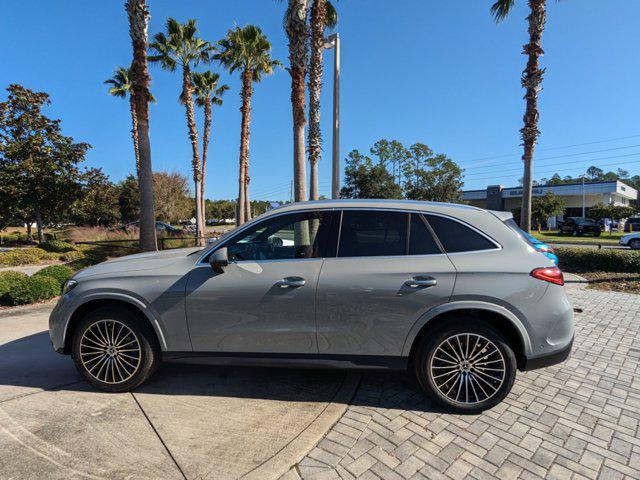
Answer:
[564, 272, 589, 290]
[243, 372, 361, 480]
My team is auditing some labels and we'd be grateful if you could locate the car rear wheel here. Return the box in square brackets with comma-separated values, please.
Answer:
[72, 306, 160, 392]
[413, 321, 517, 413]
[630, 239, 640, 250]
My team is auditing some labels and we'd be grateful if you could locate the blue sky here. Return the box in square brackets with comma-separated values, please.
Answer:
[2, 0, 639, 200]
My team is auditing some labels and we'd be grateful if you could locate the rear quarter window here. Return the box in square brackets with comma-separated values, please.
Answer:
[425, 214, 497, 253]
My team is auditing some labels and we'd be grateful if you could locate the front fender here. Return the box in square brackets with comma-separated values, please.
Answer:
[400, 300, 532, 358]
[56, 290, 169, 352]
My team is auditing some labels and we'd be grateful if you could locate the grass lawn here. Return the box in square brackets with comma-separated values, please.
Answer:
[532, 230, 622, 245]
[577, 271, 640, 294]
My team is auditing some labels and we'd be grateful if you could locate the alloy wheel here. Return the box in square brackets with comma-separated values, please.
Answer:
[79, 320, 142, 384]
[429, 333, 506, 405]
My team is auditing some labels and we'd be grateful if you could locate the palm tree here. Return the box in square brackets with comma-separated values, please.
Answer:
[124, 0, 157, 251]
[492, 0, 550, 232]
[190, 71, 229, 228]
[149, 18, 214, 245]
[216, 25, 280, 226]
[105, 67, 156, 176]
[284, 0, 310, 206]
[308, 0, 337, 201]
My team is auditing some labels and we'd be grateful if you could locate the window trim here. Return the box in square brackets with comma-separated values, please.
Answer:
[197, 206, 502, 266]
[196, 208, 337, 266]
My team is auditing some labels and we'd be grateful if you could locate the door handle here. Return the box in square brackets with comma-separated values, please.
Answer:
[277, 277, 306, 288]
[404, 276, 437, 288]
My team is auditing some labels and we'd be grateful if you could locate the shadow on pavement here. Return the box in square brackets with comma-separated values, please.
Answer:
[0, 330, 444, 413]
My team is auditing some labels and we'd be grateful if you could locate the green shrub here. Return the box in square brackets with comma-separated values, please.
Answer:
[0, 271, 28, 298]
[42, 252, 62, 261]
[0, 247, 47, 266]
[39, 240, 75, 253]
[3, 275, 60, 306]
[34, 264, 74, 287]
[61, 250, 85, 262]
[556, 247, 640, 273]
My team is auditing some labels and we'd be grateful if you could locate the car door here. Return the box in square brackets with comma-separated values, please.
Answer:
[186, 209, 337, 354]
[315, 210, 457, 358]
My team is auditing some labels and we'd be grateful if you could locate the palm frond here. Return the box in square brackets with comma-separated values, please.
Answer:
[491, 0, 516, 22]
[215, 24, 279, 83]
[325, 1, 338, 30]
[149, 17, 213, 71]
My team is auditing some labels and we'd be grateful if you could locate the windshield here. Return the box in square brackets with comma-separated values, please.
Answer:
[573, 218, 597, 225]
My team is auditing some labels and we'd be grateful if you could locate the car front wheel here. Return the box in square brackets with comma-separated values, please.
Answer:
[413, 321, 517, 413]
[72, 306, 160, 392]
[630, 239, 640, 250]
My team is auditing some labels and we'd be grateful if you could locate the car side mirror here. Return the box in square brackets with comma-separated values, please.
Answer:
[209, 247, 229, 274]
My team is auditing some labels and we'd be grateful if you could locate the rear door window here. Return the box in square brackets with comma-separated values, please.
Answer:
[338, 210, 407, 257]
[409, 214, 441, 255]
[425, 214, 497, 253]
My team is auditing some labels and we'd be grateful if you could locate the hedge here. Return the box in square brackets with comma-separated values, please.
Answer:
[0, 247, 47, 267]
[556, 247, 640, 273]
[3, 275, 60, 306]
[33, 264, 73, 287]
[0, 271, 28, 298]
[60, 250, 85, 262]
[39, 240, 75, 253]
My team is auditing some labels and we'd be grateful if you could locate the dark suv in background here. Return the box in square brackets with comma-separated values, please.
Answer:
[560, 217, 601, 237]
[624, 217, 640, 233]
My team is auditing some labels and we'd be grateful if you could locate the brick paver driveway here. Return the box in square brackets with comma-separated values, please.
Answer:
[286, 287, 640, 480]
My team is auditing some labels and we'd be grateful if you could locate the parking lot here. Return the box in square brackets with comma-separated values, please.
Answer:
[1, 284, 639, 480]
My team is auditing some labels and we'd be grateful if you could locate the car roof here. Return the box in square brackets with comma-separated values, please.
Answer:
[268, 199, 484, 216]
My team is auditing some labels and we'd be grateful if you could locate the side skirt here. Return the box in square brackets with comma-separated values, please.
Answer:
[162, 352, 408, 370]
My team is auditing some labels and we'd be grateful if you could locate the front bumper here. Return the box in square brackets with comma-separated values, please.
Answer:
[48, 291, 76, 354]
[523, 335, 573, 371]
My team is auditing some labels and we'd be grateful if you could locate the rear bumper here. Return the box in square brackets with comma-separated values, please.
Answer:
[523, 335, 573, 371]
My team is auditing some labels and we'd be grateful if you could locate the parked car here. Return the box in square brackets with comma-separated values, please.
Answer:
[624, 217, 640, 233]
[620, 232, 640, 250]
[525, 233, 558, 265]
[123, 221, 183, 236]
[559, 217, 601, 237]
[49, 200, 573, 413]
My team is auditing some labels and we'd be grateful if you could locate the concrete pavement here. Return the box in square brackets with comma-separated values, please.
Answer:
[0, 303, 358, 479]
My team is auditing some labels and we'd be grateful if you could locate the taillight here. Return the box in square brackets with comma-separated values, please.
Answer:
[531, 267, 564, 286]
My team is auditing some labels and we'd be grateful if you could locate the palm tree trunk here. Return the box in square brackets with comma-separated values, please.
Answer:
[129, 93, 141, 176]
[237, 69, 253, 226]
[286, 0, 310, 246]
[201, 102, 211, 234]
[308, 0, 326, 202]
[519, 0, 546, 233]
[244, 169, 252, 221]
[182, 65, 205, 246]
[126, 0, 157, 252]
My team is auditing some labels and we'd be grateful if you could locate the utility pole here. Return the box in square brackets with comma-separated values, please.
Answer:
[324, 33, 340, 199]
[581, 176, 586, 217]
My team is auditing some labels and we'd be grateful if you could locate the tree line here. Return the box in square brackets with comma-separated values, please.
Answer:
[339, 139, 463, 203]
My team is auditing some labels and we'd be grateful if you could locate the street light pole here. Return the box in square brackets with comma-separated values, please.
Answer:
[325, 33, 340, 199]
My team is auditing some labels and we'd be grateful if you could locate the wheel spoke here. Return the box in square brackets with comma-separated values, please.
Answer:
[430, 333, 505, 405]
[80, 320, 141, 385]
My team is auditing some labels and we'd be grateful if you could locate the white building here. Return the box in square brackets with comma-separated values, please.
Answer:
[463, 181, 637, 228]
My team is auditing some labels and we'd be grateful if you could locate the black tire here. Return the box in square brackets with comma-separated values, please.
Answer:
[630, 239, 640, 250]
[72, 306, 161, 392]
[413, 320, 517, 414]
[593, 231, 601, 237]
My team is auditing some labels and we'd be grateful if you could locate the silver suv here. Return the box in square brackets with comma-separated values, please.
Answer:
[49, 200, 574, 413]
